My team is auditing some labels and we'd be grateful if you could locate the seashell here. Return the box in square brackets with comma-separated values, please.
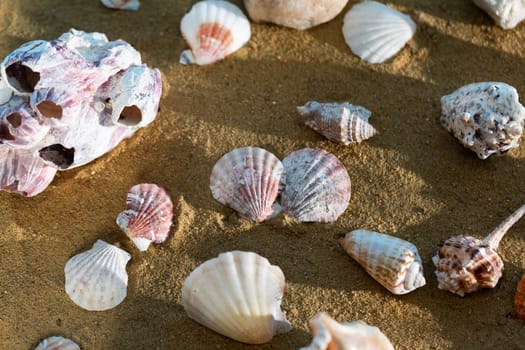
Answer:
[281, 148, 351, 223]
[101, 0, 140, 11]
[0, 75, 13, 105]
[210, 147, 283, 222]
[433, 203, 525, 296]
[473, 0, 525, 29]
[243, 0, 349, 30]
[440, 82, 525, 159]
[297, 101, 377, 145]
[34, 336, 80, 350]
[515, 272, 525, 321]
[342, 1, 416, 64]
[339, 230, 426, 295]
[300, 312, 394, 350]
[0, 148, 57, 196]
[181, 251, 292, 344]
[116, 183, 173, 251]
[64, 240, 131, 311]
[180, 1, 251, 65]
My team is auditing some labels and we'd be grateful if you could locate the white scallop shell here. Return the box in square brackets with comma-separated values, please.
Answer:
[342, 1, 416, 64]
[473, 0, 525, 29]
[180, 1, 251, 65]
[339, 230, 426, 295]
[182, 251, 292, 344]
[101, 0, 140, 11]
[64, 240, 131, 311]
[34, 336, 80, 350]
[210, 147, 283, 222]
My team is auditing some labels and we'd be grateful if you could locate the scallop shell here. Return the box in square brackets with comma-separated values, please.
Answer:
[440, 82, 525, 159]
[101, 0, 140, 11]
[473, 0, 525, 29]
[515, 272, 525, 321]
[182, 251, 292, 344]
[0, 75, 13, 105]
[281, 148, 351, 223]
[339, 230, 426, 295]
[64, 240, 131, 311]
[300, 312, 394, 350]
[116, 183, 173, 252]
[180, 1, 251, 65]
[297, 101, 377, 145]
[342, 1, 416, 64]
[210, 147, 283, 222]
[34, 336, 80, 350]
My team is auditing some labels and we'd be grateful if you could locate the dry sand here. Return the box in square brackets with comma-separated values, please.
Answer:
[1, 0, 525, 349]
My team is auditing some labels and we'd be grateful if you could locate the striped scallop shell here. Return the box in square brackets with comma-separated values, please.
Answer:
[300, 312, 394, 350]
[339, 230, 426, 295]
[342, 1, 416, 64]
[180, 1, 251, 65]
[101, 0, 140, 11]
[281, 148, 351, 223]
[182, 251, 292, 344]
[116, 183, 173, 252]
[34, 336, 80, 350]
[515, 272, 525, 321]
[297, 101, 377, 145]
[210, 147, 283, 222]
[64, 240, 131, 311]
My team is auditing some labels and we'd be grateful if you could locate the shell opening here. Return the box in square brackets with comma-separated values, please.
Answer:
[5, 62, 40, 93]
[6, 113, 22, 128]
[119, 105, 142, 126]
[37, 101, 63, 119]
[39, 144, 75, 169]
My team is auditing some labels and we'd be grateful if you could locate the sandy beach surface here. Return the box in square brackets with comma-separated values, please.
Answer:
[1, 0, 525, 349]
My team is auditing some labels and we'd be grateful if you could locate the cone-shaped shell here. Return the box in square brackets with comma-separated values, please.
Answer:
[180, 1, 251, 65]
[301, 312, 394, 350]
[515, 272, 525, 321]
[181, 251, 292, 344]
[34, 336, 80, 350]
[297, 101, 377, 145]
[210, 147, 283, 222]
[342, 1, 416, 64]
[339, 230, 426, 295]
[64, 240, 131, 311]
[116, 183, 173, 252]
[101, 0, 140, 11]
[281, 148, 351, 223]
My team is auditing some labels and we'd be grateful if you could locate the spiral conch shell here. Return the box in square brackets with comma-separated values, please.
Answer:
[339, 230, 426, 295]
[433, 203, 525, 296]
[515, 272, 525, 321]
[34, 336, 80, 350]
[301, 312, 394, 350]
[182, 251, 292, 344]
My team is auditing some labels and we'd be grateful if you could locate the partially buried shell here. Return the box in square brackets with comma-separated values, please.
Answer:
[116, 183, 173, 252]
[34, 336, 80, 350]
[281, 148, 351, 223]
[342, 1, 416, 64]
[182, 251, 292, 344]
[180, 1, 251, 65]
[64, 240, 131, 311]
[297, 101, 377, 145]
[300, 312, 394, 350]
[210, 147, 283, 222]
[515, 272, 525, 321]
[101, 0, 140, 11]
[339, 230, 426, 295]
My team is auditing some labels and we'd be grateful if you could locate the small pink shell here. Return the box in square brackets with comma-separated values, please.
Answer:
[116, 183, 173, 251]
[34, 336, 80, 350]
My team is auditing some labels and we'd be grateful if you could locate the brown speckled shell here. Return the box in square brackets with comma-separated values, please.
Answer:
[515, 273, 525, 321]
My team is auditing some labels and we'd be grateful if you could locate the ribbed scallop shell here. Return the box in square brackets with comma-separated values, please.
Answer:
[182, 251, 292, 344]
[515, 273, 525, 321]
[281, 148, 351, 223]
[116, 183, 173, 252]
[300, 312, 394, 350]
[342, 1, 416, 64]
[297, 101, 377, 145]
[339, 230, 426, 295]
[64, 240, 131, 311]
[180, 1, 251, 65]
[34, 336, 80, 350]
[101, 0, 140, 11]
[210, 147, 283, 222]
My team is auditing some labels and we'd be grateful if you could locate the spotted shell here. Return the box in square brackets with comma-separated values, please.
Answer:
[101, 0, 140, 11]
[34, 336, 80, 350]
[281, 148, 351, 223]
[515, 272, 525, 321]
[210, 147, 283, 222]
[339, 230, 426, 295]
[116, 183, 173, 252]
[297, 101, 377, 145]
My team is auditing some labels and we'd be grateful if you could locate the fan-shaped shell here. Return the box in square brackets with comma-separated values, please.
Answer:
[180, 1, 251, 65]
[342, 1, 416, 64]
[301, 312, 394, 350]
[281, 148, 351, 223]
[339, 230, 426, 295]
[64, 240, 131, 311]
[101, 0, 140, 11]
[116, 183, 173, 252]
[34, 336, 80, 350]
[182, 251, 292, 344]
[515, 272, 525, 321]
[297, 101, 377, 145]
[210, 147, 283, 222]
